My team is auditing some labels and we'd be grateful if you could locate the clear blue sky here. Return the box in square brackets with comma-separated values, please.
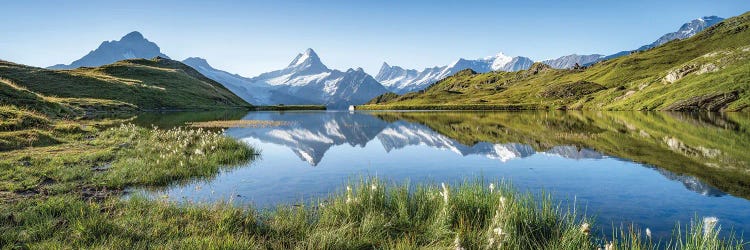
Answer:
[2, 0, 749, 76]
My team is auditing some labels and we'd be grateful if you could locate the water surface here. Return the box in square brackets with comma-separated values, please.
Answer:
[132, 110, 750, 240]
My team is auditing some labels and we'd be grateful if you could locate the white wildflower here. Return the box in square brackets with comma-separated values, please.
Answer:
[646, 228, 651, 239]
[346, 185, 353, 204]
[580, 222, 591, 235]
[194, 148, 203, 156]
[489, 183, 495, 193]
[371, 183, 377, 191]
[440, 183, 450, 204]
[703, 216, 719, 236]
[493, 227, 506, 239]
[604, 242, 614, 250]
[453, 235, 464, 250]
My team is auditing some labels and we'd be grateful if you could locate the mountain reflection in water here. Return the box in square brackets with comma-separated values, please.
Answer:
[223, 111, 747, 198]
[229, 112, 607, 166]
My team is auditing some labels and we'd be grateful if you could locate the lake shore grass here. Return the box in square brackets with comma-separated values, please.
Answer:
[0, 123, 256, 198]
[2, 177, 745, 249]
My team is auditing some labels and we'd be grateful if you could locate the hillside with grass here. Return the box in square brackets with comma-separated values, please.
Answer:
[0, 57, 251, 112]
[362, 11, 750, 112]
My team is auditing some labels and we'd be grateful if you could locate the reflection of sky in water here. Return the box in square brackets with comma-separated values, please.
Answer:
[134, 111, 750, 241]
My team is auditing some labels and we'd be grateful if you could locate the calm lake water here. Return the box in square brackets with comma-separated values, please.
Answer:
[132, 110, 750, 240]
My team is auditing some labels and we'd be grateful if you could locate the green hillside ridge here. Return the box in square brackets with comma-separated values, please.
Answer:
[0, 57, 251, 112]
[362, 11, 750, 112]
[0, 78, 79, 117]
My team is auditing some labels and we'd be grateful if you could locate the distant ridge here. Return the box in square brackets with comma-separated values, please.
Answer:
[48, 31, 169, 70]
[375, 52, 534, 94]
[595, 16, 725, 63]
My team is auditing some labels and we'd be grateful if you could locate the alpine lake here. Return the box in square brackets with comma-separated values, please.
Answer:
[128, 110, 750, 241]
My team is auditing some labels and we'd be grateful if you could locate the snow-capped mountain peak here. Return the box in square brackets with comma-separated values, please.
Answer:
[593, 15, 725, 64]
[651, 16, 724, 47]
[288, 48, 326, 69]
[232, 49, 388, 108]
[251, 48, 330, 86]
[488, 52, 513, 71]
[375, 62, 418, 88]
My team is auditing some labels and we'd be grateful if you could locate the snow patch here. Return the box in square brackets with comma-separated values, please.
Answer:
[490, 52, 513, 71]
[265, 72, 332, 86]
[323, 76, 344, 94]
[286, 72, 331, 86]
[268, 129, 334, 144]
[291, 53, 309, 67]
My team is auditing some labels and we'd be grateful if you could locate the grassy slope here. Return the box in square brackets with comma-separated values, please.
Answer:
[0, 124, 256, 195]
[0, 57, 250, 111]
[0, 78, 78, 117]
[363, 11, 750, 111]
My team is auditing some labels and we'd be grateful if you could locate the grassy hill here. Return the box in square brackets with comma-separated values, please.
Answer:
[0, 57, 252, 150]
[362, 11, 750, 112]
[0, 57, 250, 112]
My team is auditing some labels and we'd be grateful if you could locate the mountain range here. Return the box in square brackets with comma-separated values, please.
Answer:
[375, 53, 534, 94]
[376, 16, 724, 94]
[363, 12, 749, 112]
[186, 49, 388, 108]
[44, 32, 388, 108]
[39, 15, 726, 107]
[541, 54, 605, 69]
